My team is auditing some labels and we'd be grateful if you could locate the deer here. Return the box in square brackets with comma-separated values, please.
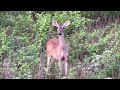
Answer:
[46, 19, 71, 79]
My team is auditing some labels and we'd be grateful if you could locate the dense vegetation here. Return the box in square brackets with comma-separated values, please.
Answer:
[0, 11, 120, 79]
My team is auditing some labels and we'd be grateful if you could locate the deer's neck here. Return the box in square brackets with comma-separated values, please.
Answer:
[59, 33, 65, 47]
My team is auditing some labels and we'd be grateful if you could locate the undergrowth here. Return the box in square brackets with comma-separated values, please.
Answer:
[0, 11, 120, 79]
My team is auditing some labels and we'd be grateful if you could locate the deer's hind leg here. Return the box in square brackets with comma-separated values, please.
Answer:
[58, 60, 62, 79]
[46, 54, 52, 78]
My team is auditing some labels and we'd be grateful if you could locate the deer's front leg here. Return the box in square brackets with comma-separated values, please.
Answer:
[64, 59, 68, 79]
[58, 60, 62, 79]
[64, 45, 69, 79]
[46, 55, 51, 77]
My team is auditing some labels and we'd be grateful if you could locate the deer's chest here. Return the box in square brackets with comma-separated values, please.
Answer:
[56, 45, 67, 59]
[57, 45, 66, 53]
[51, 44, 68, 61]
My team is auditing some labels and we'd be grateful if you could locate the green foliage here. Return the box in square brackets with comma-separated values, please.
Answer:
[0, 11, 120, 79]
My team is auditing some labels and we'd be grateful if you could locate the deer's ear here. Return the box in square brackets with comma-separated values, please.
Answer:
[63, 20, 71, 27]
[52, 19, 59, 27]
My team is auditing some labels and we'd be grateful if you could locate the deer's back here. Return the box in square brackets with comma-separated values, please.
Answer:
[46, 38, 59, 50]
[46, 38, 68, 60]
[46, 38, 59, 56]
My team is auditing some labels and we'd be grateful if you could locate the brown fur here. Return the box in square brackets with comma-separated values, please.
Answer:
[46, 19, 70, 79]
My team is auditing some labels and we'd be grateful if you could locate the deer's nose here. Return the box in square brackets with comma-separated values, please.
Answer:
[59, 33, 62, 35]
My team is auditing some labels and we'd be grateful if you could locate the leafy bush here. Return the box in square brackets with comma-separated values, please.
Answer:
[0, 11, 120, 79]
